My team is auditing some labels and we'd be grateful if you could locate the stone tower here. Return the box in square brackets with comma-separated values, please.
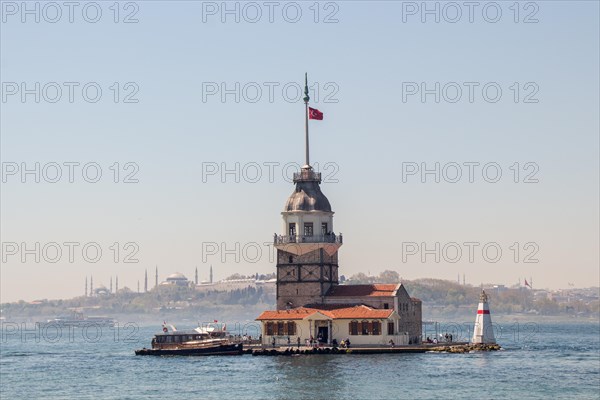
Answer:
[274, 74, 342, 310]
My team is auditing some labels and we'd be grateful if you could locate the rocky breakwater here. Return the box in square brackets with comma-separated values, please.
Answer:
[429, 343, 502, 353]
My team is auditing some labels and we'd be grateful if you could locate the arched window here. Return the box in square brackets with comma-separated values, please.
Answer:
[266, 322, 274, 336]
[277, 321, 285, 336]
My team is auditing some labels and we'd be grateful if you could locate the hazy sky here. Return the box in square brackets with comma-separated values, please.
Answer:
[1, 1, 598, 302]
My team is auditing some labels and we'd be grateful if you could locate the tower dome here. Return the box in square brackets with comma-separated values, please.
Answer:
[284, 170, 332, 212]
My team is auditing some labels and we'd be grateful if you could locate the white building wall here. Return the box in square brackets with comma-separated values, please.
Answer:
[281, 211, 334, 236]
[260, 318, 408, 347]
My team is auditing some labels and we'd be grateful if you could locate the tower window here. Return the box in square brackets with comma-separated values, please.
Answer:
[384, 303, 389, 309]
[304, 223, 313, 236]
[288, 256, 293, 263]
[289, 223, 296, 236]
[321, 223, 328, 235]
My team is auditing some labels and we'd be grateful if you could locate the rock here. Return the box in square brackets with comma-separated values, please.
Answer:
[429, 343, 502, 353]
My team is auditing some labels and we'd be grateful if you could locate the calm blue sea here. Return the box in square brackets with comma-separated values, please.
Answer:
[1, 321, 599, 399]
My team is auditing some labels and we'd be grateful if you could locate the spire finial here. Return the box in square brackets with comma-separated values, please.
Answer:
[303, 73, 311, 169]
[303, 72, 310, 103]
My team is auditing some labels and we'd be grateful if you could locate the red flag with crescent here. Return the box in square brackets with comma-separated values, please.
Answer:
[308, 107, 323, 120]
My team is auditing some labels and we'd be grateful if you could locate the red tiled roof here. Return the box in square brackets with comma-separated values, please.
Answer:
[304, 303, 360, 310]
[326, 284, 398, 297]
[324, 305, 394, 319]
[256, 305, 394, 321]
[256, 307, 317, 320]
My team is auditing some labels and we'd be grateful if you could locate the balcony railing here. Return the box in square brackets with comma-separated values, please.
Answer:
[274, 233, 343, 245]
[293, 170, 321, 183]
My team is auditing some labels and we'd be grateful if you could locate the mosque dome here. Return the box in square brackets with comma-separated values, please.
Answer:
[166, 272, 188, 281]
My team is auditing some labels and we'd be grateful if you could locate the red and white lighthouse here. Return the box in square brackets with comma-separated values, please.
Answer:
[471, 289, 496, 344]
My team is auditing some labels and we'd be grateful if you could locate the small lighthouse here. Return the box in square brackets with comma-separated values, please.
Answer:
[471, 289, 496, 344]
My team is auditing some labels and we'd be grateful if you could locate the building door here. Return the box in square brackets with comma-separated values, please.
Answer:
[317, 326, 328, 343]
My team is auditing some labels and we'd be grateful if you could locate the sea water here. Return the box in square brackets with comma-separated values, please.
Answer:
[1, 321, 598, 399]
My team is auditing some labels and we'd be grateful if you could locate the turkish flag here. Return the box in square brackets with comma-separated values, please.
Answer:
[308, 107, 323, 120]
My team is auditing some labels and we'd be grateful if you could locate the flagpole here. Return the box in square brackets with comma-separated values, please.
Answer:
[303, 72, 310, 169]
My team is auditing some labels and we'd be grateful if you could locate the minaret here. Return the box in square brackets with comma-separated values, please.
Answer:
[472, 289, 496, 344]
[273, 74, 342, 310]
[155, 266, 158, 288]
[90, 275, 94, 297]
[115, 276, 119, 293]
[137, 280, 140, 293]
[85, 276, 88, 297]
[144, 269, 148, 292]
[195, 266, 198, 285]
[210, 265, 213, 284]
[110, 276, 113, 293]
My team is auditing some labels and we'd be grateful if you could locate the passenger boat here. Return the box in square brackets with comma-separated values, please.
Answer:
[46, 312, 116, 327]
[135, 322, 243, 356]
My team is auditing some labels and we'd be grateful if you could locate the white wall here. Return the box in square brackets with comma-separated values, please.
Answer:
[281, 211, 334, 236]
[260, 317, 408, 347]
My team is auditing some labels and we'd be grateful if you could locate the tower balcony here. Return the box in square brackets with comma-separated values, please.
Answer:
[274, 233, 342, 245]
[273, 233, 342, 256]
[293, 170, 321, 183]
